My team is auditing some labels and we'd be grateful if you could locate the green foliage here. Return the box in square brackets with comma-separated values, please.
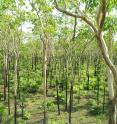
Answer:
[0, 0, 16, 11]
[48, 118, 65, 124]
[81, 0, 99, 13]
[23, 111, 31, 120]
[89, 106, 103, 115]
[87, 100, 103, 115]
[0, 104, 7, 122]
[39, 100, 56, 112]
[104, 17, 117, 31]
[46, 101, 56, 112]
[20, 70, 42, 93]
[73, 85, 79, 93]
[21, 80, 39, 93]
[18, 120, 27, 124]
[107, 0, 117, 12]
[0, 104, 5, 117]
[17, 108, 31, 120]
[87, 99, 97, 107]
[57, 91, 65, 104]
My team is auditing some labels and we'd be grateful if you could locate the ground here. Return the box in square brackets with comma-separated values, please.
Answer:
[23, 87, 108, 124]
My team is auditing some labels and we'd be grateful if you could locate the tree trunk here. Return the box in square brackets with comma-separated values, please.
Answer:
[69, 80, 73, 124]
[3, 53, 8, 101]
[14, 56, 18, 124]
[49, 68, 52, 88]
[86, 58, 90, 91]
[65, 60, 68, 111]
[34, 54, 37, 71]
[32, 56, 34, 70]
[17, 59, 20, 99]
[69, 64, 75, 124]
[108, 68, 116, 124]
[96, 75, 100, 106]
[7, 55, 10, 115]
[43, 43, 47, 124]
[56, 79, 60, 115]
[21, 102, 24, 119]
[106, 29, 116, 124]
[14, 95, 17, 124]
[78, 57, 81, 82]
[103, 85, 106, 113]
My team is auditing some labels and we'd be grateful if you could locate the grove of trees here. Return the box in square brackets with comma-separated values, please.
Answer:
[0, 0, 117, 124]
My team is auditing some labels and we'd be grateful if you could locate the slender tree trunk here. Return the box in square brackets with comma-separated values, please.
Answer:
[42, 57, 43, 77]
[27, 69, 30, 82]
[5, 53, 8, 87]
[46, 69, 48, 96]
[78, 87, 80, 104]
[94, 58, 97, 76]
[17, 59, 20, 99]
[7, 55, 10, 115]
[69, 64, 75, 124]
[14, 95, 17, 124]
[103, 85, 106, 113]
[32, 56, 34, 70]
[43, 43, 47, 124]
[78, 57, 81, 82]
[21, 102, 24, 119]
[14, 56, 18, 124]
[3, 53, 8, 101]
[96, 75, 100, 106]
[86, 58, 90, 90]
[61, 66, 64, 91]
[56, 79, 60, 115]
[49, 69, 52, 88]
[65, 60, 68, 111]
[34, 54, 37, 71]
[69, 81, 73, 124]
[96, 58, 100, 106]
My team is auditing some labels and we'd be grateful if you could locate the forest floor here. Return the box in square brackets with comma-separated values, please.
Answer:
[22, 87, 108, 124]
[0, 83, 108, 124]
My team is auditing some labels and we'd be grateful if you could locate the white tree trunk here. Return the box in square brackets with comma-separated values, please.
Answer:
[107, 68, 116, 123]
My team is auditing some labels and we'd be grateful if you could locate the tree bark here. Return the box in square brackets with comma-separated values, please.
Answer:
[107, 29, 116, 124]
[7, 55, 10, 115]
[65, 60, 68, 111]
[56, 80, 60, 115]
[43, 43, 47, 124]
[69, 64, 75, 124]
[103, 85, 106, 113]
[3, 53, 8, 101]
[14, 56, 18, 124]
[86, 58, 90, 90]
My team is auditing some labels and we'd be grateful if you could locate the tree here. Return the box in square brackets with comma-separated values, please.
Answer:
[54, 0, 117, 124]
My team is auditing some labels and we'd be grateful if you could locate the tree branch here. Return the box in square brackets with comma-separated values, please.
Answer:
[100, 0, 106, 30]
[54, 0, 97, 33]
[28, 0, 48, 44]
[72, 17, 77, 41]
[97, 0, 106, 32]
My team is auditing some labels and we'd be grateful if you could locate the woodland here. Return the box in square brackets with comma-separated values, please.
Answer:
[0, 0, 117, 124]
